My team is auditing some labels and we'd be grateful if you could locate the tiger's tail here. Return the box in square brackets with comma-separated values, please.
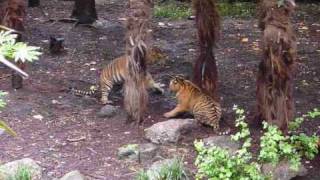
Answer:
[192, 0, 220, 99]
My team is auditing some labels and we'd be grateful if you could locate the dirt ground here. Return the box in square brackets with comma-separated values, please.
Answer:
[0, 0, 319, 179]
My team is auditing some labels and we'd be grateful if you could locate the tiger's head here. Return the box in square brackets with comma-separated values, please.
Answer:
[146, 46, 167, 65]
[168, 75, 187, 92]
[168, 75, 201, 93]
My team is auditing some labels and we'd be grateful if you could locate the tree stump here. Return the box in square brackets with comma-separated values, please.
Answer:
[71, 0, 97, 24]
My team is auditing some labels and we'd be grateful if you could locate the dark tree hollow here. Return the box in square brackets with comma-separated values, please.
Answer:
[28, 0, 40, 7]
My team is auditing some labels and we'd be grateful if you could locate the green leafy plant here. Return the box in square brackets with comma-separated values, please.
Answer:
[194, 105, 320, 179]
[259, 122, 301, 170]
[307, 108, 320, 119]
[0, 30, 41, 63]
[136, 158, 188, 180]
[289, 108, 320, 131]
[0, 29, 41, 136]
[194, 105, 265, 180]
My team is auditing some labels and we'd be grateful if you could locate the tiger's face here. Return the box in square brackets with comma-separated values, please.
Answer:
[147, 47, 167, 64]
[169, 76, 184, 92]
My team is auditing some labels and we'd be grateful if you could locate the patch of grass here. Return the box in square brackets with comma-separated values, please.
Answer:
[154, 2, 192, 20]
[154, 1, 255, 19]
[9, 166, 32, 180]
[136, 158, 188, 180]
[218, 2, 256, 18]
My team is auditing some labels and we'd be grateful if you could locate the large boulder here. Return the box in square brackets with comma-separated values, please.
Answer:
[0, 158, 42, 180]
[60, 170, 85, 180]
[262, 160, 307, 180]
[144, 119, 197, 144]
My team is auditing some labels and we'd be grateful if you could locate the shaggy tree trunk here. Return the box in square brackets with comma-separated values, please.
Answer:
[256, 0, 297, 132]
[124, 0, 153, 124]
[71, 0, 97, 24]
[28, 0, 39, 7]
[192, 0, 220, 99]
[0, 0, 26, 89]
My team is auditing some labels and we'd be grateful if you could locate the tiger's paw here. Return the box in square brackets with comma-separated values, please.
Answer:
[100, 99, 113, 105]
[163, 112, 174, 118]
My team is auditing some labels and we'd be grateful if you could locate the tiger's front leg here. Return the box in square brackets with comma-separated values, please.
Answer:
[163, 104, 186, 118]
[145, 72, 164, 94]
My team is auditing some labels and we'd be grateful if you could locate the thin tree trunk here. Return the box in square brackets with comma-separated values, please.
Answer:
[192, 0, 220, 99]
[71, 0, 97, 24]
[124, 0, 153, 124]
[256, 0, 297, 132]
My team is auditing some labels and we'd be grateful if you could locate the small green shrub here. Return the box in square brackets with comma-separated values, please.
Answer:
[136, 158, 188, 180]
[289, 108, 320, 131]
[194, 105, 319, 179]
[195, 105, 265, 180]
[259, 122, 301, 170]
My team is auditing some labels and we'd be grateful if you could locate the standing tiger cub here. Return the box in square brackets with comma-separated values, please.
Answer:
[100, 47, 165, 104]
[164, 76, 222, 131]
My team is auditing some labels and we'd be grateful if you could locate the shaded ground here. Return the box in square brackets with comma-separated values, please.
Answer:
[0, 1, 319, 179]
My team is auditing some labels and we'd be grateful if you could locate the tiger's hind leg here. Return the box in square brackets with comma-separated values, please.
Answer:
[145, 72, 164, 94]
[100, 79, 113, 104]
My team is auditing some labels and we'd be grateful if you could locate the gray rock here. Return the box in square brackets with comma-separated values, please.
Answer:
[262, 160, 307, 180]
[145, 119, 197, 144]
[97, 105, 120, 118]
[0, 158, 42, 180]
[118, 144, 139, 160]
[139, 143, 159, 162]
[95, 0, 106, 5]
[117, 143, 158, 162]
[203, 136, 241, 155]
[60, 170, 85, 180]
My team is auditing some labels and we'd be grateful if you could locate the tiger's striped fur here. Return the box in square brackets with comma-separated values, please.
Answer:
[164, 76, 221, 131]
[99, 54, 164, 104]
[68, 47, 165, 103]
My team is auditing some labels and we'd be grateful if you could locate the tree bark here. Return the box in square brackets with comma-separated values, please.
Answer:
[256, 0, 297, 132]
[0, 0, 26, 89]
[124, 0, 153, 124]
[71, 0, 97, 24]
[192, 0, 220, 100]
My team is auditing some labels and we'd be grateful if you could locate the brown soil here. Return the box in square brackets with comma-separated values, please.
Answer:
[0, 1, 319, 179]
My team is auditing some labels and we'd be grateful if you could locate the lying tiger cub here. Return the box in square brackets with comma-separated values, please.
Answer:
[164, 76, 222, 132]
[70, 47, 166, 104]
